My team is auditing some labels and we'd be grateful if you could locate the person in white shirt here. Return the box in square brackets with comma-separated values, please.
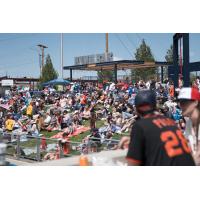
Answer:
[109, 82, 115, 92]
[44, 112, 51, 126]
[145, 81, 151, 90]
[30, 120, 39, 136]
[178, 87, 200, 164]
[60, 96, 67, 108]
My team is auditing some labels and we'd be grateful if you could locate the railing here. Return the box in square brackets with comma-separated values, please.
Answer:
[3, 132, 120, 163]
[4, 133, 81, 162]
[23, 149, 128, 166]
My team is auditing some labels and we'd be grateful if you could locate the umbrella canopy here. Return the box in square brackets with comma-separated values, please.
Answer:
[42, 78, 70, 86]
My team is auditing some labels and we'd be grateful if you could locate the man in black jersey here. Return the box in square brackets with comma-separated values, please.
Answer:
[126, 90, 195, 166]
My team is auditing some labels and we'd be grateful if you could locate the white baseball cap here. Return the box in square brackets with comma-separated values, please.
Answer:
[178, 87, 200, 101]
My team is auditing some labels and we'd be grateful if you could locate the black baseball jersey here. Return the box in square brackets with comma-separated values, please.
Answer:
[126, 114, 195, 166]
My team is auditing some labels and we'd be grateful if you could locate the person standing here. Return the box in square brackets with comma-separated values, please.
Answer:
[126, 90, 195, 166]
[177, 87, 200, 164]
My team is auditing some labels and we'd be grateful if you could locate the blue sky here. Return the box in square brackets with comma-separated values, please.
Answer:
[0, 33, 200, 78]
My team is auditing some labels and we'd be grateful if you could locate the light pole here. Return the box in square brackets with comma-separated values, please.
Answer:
[105, 33, 109, 61]
[37, 44, 48, 76]
[61, 33, 63, 79]
[30, 47, 41, 78]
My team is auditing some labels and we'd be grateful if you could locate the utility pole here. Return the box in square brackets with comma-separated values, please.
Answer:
[105, 33, 109, 61]
[61, 33, 63, 79]
[37, 44, 48, 76]
[106, 33, 109, 53]
[38, 54, 42, 77]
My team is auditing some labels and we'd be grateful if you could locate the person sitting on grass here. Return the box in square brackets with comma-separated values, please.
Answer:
[81, 105, 91, 120]
[43, 112, 51, 128]
[61, 110, 72, 129]
[26, 101, 33, 119]
[46, 112, 60, 131]
[43, 151, 58, 160]
[29, 120, 39, 137]
[5, 115, 15, 141]
[36, 112, 45, 131]
[62, 122, 75, 137]
[73, 110, 82, 126]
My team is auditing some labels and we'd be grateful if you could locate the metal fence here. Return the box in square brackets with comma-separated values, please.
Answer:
[5, 133, 81, 162]
[3, 133, 120, 162]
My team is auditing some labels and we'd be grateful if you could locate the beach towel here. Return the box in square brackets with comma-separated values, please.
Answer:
[50, 126, 90, 139]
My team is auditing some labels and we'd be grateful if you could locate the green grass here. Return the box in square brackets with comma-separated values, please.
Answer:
[69, 120, 90, 142]
[41, 130, 60, 138]
[6, 108, 126, 160]
[69, 118, 107, 143]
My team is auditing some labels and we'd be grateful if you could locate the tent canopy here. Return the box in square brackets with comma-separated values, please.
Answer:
[42, 78, 70, 86]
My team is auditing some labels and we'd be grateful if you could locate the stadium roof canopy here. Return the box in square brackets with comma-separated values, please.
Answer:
[63, 60, 172, 71]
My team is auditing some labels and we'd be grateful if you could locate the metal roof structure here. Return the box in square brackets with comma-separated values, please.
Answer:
[63, 60, 172, 71]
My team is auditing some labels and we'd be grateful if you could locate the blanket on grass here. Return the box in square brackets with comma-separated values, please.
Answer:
[50, 126, 90, 139]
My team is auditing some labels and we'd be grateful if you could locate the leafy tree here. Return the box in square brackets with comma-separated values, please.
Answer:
[97, 70, 114, 83]
[131, 39, 156, 81]
[40, 54, 58, 84]
[164, 44, 173, 80]
[165, 45, 173, 62]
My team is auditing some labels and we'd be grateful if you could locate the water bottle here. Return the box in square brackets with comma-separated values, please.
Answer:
[79, 154, 89, 166]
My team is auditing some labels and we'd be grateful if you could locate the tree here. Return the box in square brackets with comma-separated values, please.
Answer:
[165, 45, 173, 63]
[97, 70, 114, 83]
[131, 39, 156, 81]
[40, 54, 58, 84]
[164, 45, 173, 80]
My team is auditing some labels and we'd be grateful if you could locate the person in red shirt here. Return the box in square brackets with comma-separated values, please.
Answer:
[80, 93, 87, 112]
[169, 83, 174, 98]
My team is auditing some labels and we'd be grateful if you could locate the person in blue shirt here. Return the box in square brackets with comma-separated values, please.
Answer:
[128, 85, 133, 97]
[172, 107, 182, 121]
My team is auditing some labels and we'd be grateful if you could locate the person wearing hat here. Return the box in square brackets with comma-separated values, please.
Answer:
[29, 120, 39, 136]
[125, 89, 195, 166]
[177, 87, 200, 164]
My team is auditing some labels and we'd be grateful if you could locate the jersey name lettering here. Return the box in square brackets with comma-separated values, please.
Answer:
[153, 118, 176, 129]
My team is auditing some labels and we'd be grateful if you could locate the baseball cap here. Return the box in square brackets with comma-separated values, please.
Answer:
[178, 87, 200, 101]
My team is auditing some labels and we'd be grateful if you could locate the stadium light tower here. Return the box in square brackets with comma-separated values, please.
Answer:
[37, 44, 48, 76]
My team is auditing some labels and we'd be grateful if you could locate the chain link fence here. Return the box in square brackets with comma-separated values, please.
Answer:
[2, 132, 120, 163]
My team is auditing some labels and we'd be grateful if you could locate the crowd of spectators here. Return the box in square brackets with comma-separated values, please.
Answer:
[0, 76, 200, 161]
